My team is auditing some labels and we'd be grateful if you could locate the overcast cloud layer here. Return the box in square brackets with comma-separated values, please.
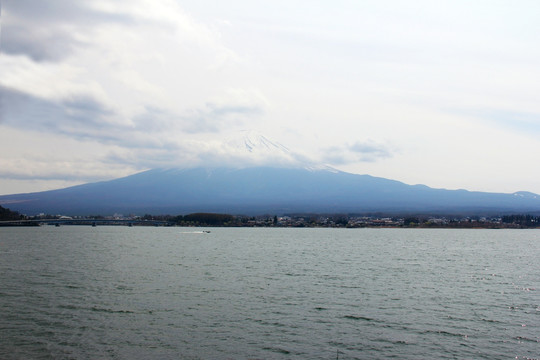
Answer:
[1, 0, 540, 195]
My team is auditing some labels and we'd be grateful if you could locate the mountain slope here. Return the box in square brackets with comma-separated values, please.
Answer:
[1, 166, 540, 215]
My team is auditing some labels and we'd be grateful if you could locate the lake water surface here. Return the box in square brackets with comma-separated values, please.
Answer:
[1, 227, 539, 359]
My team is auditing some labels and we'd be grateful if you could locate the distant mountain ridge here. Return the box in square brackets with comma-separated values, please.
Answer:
[1, 166, 540, 216]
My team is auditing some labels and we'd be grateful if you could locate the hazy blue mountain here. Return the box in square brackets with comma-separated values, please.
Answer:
[1, 166, 540, 216]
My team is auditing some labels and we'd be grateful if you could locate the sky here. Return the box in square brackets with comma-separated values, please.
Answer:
[1, 0, 540, 195]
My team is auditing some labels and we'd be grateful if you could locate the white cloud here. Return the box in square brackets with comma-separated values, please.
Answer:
[321, 141, 394, 165]
[1, 0, 540, 195]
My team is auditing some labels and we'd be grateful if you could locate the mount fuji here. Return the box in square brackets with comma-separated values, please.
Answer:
[2, 132, 540, 216]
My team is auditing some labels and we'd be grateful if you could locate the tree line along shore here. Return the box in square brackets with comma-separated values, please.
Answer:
[2, 205, 540, 228]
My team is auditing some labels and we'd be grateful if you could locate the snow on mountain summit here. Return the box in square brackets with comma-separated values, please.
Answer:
[220, 130, 336, 171]
[228, 130, 290, 155]
[512, 191, 539, 199]
[174, 130, 331, 171]
[218, 130, 299, 168]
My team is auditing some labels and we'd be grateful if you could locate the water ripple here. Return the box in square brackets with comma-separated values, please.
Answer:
[0, 227, 539, 359]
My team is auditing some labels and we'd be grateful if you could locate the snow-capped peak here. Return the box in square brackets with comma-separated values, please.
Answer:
[212, 130, 318, 169]
[512, 191, 539, 199]
[233, 131, 290, 154]
[188, 130, 334, 171]
[226, 130, 291, 156]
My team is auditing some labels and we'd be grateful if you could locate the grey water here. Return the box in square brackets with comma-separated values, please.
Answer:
[0, 227, 539, 359]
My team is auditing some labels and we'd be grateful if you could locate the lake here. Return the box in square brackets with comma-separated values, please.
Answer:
[0, 226, 539, 359]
